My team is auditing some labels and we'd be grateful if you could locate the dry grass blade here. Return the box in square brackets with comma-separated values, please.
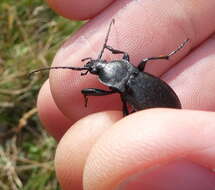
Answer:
[15, 107, 38, 133]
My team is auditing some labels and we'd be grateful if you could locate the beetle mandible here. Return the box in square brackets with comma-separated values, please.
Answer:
[31, 19, 189, 116]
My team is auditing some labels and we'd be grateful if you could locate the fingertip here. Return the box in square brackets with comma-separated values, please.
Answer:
[55, 111, 122, 190]
[37, 80, 72, 141]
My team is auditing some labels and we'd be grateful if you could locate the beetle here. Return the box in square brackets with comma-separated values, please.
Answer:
[31, 19, 189, 116]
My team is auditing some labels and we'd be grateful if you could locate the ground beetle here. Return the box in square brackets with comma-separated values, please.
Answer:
[31, 19, 189, 116]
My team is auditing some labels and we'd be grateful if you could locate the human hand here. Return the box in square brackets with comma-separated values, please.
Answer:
[37, 0, 215, 189]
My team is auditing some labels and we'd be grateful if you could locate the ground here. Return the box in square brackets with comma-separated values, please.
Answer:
[0, 1, 82, 189]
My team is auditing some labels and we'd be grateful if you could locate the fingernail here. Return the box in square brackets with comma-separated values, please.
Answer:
[115, 160, 215, 190]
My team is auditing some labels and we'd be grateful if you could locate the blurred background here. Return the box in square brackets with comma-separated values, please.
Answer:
[0, 0, 82, 189]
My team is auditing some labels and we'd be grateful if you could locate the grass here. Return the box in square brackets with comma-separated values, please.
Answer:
[0, 0, 83, 189]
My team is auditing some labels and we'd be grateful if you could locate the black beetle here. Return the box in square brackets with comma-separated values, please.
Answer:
[31, 19, 189, 116]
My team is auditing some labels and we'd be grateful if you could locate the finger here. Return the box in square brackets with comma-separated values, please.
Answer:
[37, 80, 72, 141]
[55, 111, 122, 190]
[46, 0, 116, 20]
[163, 35, 215, 110]
[83, 109, 215, 190]
[49, 0, 215, 122]
[37, 35, 215, 140]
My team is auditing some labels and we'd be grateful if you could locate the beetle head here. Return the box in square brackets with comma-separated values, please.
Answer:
[81, 57, 105, 75]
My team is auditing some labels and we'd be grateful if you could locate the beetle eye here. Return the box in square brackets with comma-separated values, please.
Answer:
[89, 67, 97, 74]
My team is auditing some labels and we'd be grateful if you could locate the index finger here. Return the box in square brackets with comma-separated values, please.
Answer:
[48, 0, 215, 122]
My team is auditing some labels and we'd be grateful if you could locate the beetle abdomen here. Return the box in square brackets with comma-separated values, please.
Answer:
[124, 72, 181, 110]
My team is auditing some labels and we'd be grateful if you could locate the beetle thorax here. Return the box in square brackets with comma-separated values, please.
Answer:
[97, 60, 134, 92]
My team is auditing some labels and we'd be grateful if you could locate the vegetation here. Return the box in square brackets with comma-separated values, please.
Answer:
[0, 0, 82, 189]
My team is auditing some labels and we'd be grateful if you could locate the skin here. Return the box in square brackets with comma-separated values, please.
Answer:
[37, 0, 215, 189]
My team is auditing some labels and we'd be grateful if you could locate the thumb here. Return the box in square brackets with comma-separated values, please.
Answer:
[83, 109, 215, 190]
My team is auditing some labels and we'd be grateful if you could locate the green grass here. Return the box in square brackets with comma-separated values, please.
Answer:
[0, 0, 83, 189]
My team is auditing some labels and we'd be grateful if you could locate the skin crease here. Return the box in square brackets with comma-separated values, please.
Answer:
[36, 0, 215, 189]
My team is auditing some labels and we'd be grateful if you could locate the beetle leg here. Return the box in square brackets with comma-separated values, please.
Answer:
[120, 94, 129, 116]
[105, 45, 130, 61]
[81, 57, 92, 62]
[138, 39, 190, 71]
[98, 19, 115, 59]
[122, 101, 129, 116]
[130, 109, 136, 114]
[81, 88, 116, 107]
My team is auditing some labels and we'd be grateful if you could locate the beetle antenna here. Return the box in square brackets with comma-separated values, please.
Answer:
[168, 38, 190, 57]
[97, 19, 115, 59]
[29, 66, 89, 77]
